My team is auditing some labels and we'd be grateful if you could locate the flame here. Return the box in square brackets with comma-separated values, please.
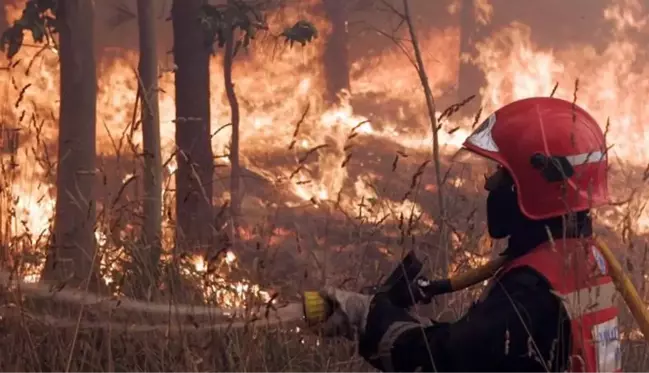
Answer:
[604, 0, 647, 32]
[3, 0, 649, 310]
[186, 251, 270, 309]
[475, 0, 494, 26]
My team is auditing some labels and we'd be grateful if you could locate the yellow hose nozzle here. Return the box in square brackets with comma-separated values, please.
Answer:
[302, 291, 332, 325]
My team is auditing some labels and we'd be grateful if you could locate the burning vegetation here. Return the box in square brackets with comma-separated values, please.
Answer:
[0, 0, 649, 371]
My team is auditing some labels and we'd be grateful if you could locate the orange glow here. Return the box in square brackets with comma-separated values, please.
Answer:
[2, 0, 649, 308]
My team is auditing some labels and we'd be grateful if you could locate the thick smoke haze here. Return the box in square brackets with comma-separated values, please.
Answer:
[78, 1, 620, 74]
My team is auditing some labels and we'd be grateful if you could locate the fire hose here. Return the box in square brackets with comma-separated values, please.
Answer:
[594, 237, 649, 343]
[0, 270, 303, 332]
[302, 238, 649, 345]
[303, 250, 506, 325]
[0, 237, 648, 342]
[0, 270, 304, 332]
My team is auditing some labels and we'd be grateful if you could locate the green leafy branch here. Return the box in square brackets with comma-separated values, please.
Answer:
[0, 0, 59, 59]
[198, 0, 318, 56]
[199, 0, 266, 55]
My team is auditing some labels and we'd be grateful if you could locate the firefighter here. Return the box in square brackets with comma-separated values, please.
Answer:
[317, 97, 621, 372]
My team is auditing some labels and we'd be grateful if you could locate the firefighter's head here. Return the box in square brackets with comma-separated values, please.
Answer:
[456, 97, 608, 239]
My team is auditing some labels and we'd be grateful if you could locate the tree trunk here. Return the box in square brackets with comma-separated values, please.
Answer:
[223, 20, 241, 245]
[0, 3, 7, 32]
[322, 0, 350, 104]
[171, 0, 213, 254]
[129, 0, 162, 299]
[43, 0, 99, 289]
[457, 0, 484, 116]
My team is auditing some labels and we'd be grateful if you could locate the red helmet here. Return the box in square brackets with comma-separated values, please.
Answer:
[461, 97, 608, 220]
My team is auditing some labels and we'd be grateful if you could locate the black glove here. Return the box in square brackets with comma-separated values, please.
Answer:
[358, 294, 440, 372]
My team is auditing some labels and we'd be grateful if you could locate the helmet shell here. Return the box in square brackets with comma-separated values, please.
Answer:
[462, 97, 608, 220]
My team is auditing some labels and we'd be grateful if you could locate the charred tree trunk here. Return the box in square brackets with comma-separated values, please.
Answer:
[223, 19, 241, 244]
[128, 0, 162, 299]
[457, 0, 484, 116]
[171, 0, 213, 253]
[43, 0, 100, 288]
[322, 0, 350, 104]
[0, 3, 7, 32]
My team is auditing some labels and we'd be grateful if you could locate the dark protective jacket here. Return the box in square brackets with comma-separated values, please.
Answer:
[358, 217, 598, 372]
[500, 238, 620, 372]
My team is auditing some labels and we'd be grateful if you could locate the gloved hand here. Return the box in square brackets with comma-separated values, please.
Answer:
[317, 286, 372, 340]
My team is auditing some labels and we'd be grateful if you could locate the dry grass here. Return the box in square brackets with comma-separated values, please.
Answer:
[1, 85, 649, 370]
[0, 293, 648, 372]
[2, 6, 649, 371]
[1, 134, 648, 371]
[0, 307, 367, 371]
